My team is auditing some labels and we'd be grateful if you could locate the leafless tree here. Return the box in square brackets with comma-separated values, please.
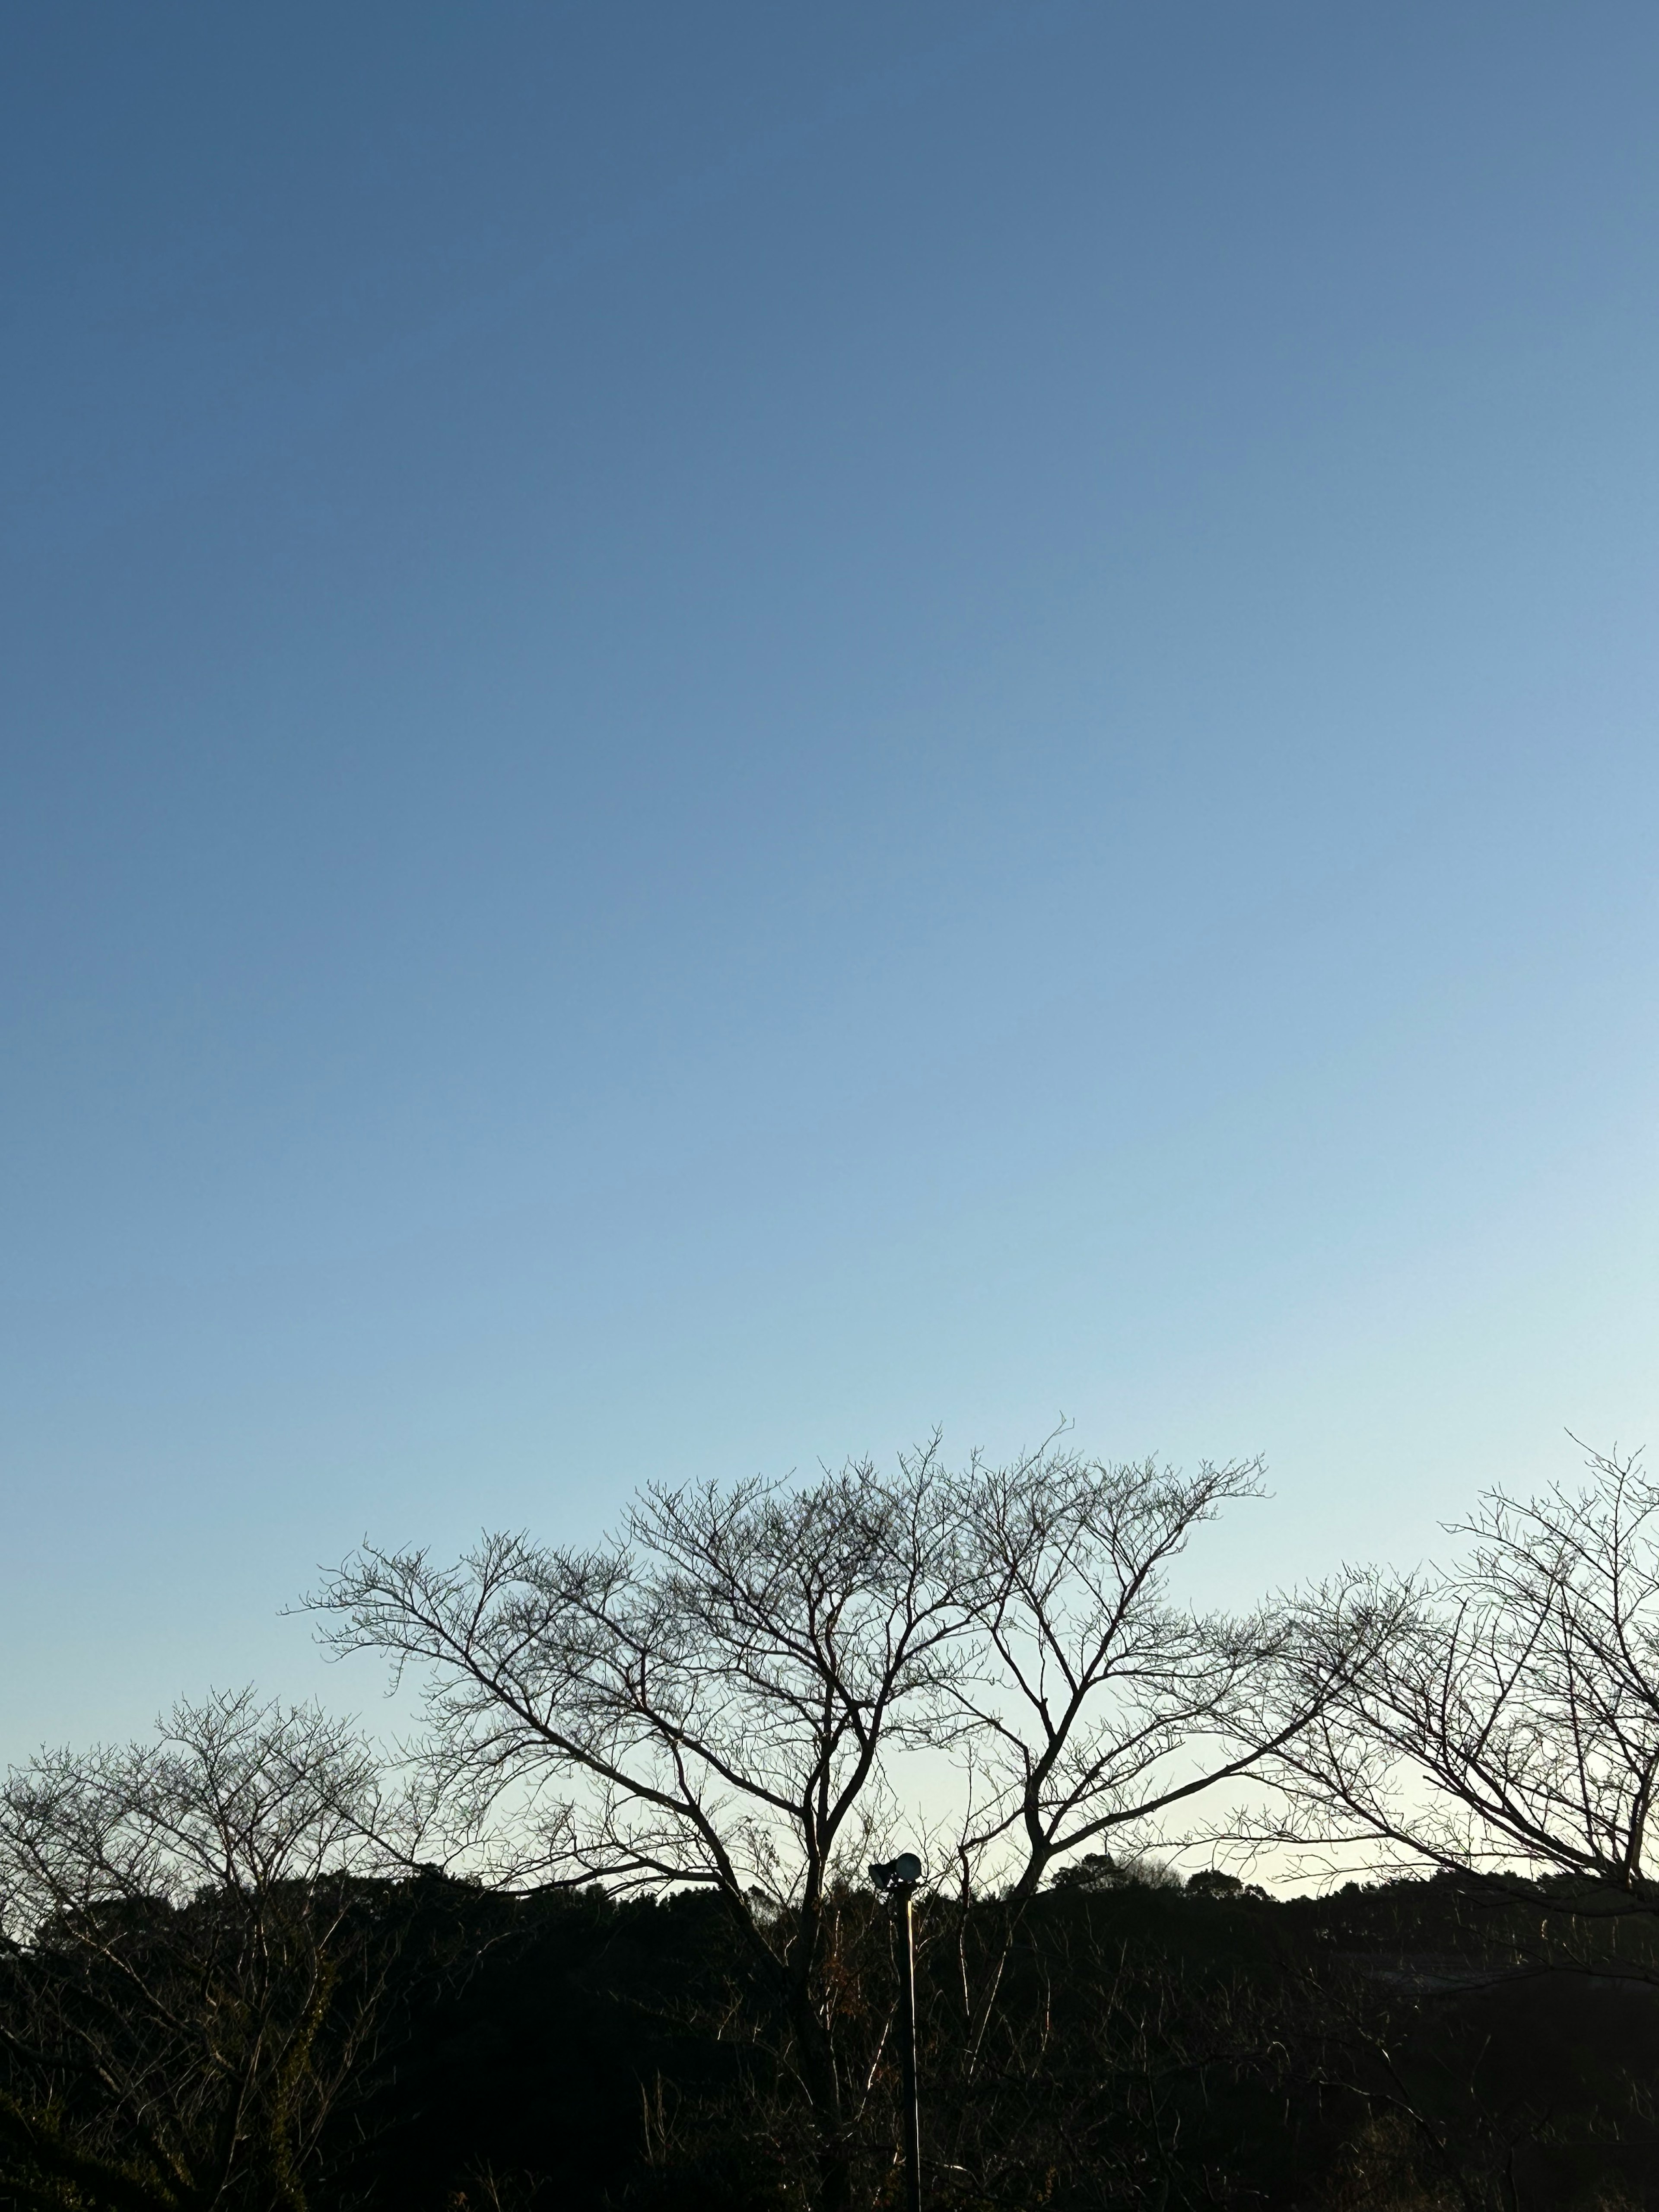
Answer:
[1262, 1442, 1659, 1906]
[0, 1688, 415, 2212]
[945, 1446, 1294, 1903]
[312, 1448, 969, 2212]
[312, 1434, 1322, 2209]
[920, 1443, 1335, 2085]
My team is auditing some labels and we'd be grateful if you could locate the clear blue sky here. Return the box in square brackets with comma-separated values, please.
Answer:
[4, 2, 1657, 1759]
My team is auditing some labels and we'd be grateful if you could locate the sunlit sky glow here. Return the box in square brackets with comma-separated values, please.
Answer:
[3, 1, 1657, 1762]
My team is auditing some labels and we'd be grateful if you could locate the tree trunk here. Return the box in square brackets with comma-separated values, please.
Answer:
[790, 1981, 856, 2212]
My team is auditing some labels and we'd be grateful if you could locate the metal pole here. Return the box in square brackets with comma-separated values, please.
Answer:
[897, 1885, 921, 2212]
[870, 1855, 925, 2211]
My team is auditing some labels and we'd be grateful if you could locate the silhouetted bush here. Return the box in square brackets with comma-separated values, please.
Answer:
[12, 1865, 1659, 2210]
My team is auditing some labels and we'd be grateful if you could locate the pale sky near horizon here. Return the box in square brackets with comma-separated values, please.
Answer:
[3, 2, 1657, 1765]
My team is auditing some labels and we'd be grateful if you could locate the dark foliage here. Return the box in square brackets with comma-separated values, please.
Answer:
[8, 1868, 1659, 2212]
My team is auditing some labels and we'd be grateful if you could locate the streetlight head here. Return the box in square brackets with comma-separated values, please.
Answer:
[869, 1851, 924, 1891]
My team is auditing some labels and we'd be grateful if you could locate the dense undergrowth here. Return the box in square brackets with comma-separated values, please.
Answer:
[7, 1867, 1658, 2212]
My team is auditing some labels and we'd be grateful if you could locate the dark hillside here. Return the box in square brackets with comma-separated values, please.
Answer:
[6, 1871, 1659, 2210]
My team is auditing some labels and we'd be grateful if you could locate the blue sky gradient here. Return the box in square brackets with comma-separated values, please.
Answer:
[3, 2, 1657, 1756]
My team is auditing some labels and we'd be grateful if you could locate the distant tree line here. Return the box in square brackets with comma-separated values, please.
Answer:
[5, 1436, 1659, 2211]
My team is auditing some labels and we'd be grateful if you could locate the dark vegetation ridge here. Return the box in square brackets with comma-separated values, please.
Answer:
[6, 1866, 1659, 2211]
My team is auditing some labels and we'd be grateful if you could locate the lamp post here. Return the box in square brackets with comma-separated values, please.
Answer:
[869, 1853, 923, 2212]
